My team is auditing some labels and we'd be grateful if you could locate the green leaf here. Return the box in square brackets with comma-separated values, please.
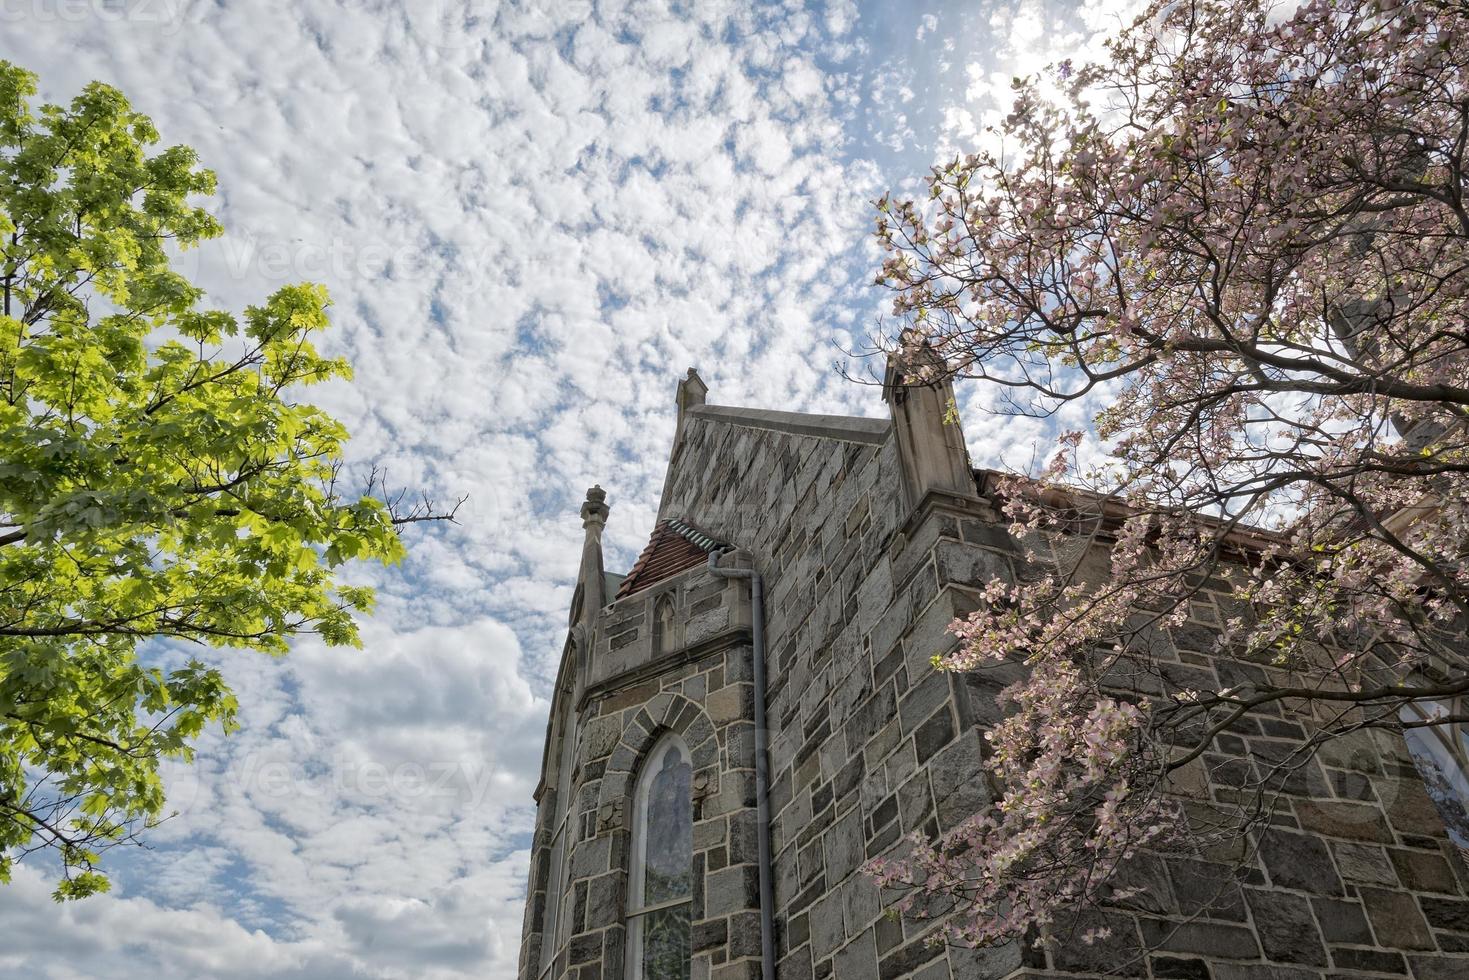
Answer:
[0, 58, 410, 899]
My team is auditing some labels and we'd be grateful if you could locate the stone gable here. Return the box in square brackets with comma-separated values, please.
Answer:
[519, 370, 1469, 980]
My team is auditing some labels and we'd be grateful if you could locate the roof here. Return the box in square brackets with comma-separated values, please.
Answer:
[687, 404, 890, 446]
[615, 519, 728, 599]
[972, 468, 1285, 556]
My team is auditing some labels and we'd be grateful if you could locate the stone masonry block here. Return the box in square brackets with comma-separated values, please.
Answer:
[687, 606, 732, 646]
[1390, 847, 1460, 894]
[1052, 910, 1146, 976]
[1138, 919, 1260, 960]
[1311, 896, 1373, 944]
[1359, 886, 1435, 950]
[841, 874, 881, 936]
[948, 940, 1024, 980]
[1242, 888, 1326, 965]
[901, 589, 965, 677]
[1294, 798, 1393, 843]
[809, 889, 845, 960]
[1332, 841, 1398, 885]
[832, 929, 879, 980]
[855, 558, 894, 637]
[824, 806, 865, 883]
[898, 670, 952, 735]
[933, 538, 1010, 591]
[927, 731, 990, 831]
[707, 683, 754, 727]
[705, 864, 760, 918]
[1258, 829, 1343, 895]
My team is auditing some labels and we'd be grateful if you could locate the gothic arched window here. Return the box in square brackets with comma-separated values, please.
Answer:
[1401, 697, 1469, 847]
[539, 706, 578, 978]
[654, 594, 676, 657]
[626, 734, 693, 980]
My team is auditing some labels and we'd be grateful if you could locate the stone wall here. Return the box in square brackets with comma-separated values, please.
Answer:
[661, 413, 1019, 980]
[659, 411, 1469, 980]
[999, 538, 1469, 980]
[520, 560, 766, 980]
[524, 404, 1469, 980]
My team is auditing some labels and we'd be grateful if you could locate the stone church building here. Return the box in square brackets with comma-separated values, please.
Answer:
[517, 361, 1469, 980]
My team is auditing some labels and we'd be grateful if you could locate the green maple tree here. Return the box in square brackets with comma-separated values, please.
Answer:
[0, 61, 450, 899]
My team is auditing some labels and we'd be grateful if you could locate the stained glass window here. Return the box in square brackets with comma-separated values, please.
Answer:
[1401, 698, 1469, 847]
[627, 735, 692, 980]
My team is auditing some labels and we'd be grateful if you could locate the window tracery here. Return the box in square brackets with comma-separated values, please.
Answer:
[626, 734, 692, 980]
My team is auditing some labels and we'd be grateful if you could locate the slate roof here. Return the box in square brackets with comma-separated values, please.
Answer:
[603, 571, 626, 598]
[615, 519, 728, 599]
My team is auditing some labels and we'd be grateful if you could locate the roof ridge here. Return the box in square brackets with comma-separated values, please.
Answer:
[664, 517, 727, 553]
[686, 403, 890, 446]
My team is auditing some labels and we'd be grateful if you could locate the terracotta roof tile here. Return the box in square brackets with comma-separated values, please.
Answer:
[615, 519, 728, 599]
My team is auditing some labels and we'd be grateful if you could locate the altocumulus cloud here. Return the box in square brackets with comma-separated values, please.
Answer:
[1, 0, 1138, 976]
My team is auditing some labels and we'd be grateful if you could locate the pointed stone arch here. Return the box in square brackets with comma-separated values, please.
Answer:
[580, 691, 723, 980]
[595, 691, 718, 835]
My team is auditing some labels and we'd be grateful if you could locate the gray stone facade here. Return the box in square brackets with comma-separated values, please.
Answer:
[518, 365, 1469, 980]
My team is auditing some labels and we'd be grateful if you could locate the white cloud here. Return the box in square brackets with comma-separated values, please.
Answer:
[936, 0, 1147, 160]
[0, 864, 373, 980]
[2, 0, 1135, 974]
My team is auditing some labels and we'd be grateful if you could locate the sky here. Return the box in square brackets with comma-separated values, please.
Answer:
[0, 1, 1140, 976]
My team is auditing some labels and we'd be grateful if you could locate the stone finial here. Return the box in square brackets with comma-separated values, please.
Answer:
[581, 484, 610, 527]
[677, 368, 707, 414]
[883, 335, 974, 509]
[574, 485, 609, 637]
[670, 367, 709, 455]
[657, 369, 709, 517]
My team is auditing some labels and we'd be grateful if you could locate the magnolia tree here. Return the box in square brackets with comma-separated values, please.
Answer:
[866, 0, 1469, 951]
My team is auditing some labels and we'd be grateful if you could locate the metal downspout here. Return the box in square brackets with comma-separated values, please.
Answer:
[707, 549, 776, 980]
